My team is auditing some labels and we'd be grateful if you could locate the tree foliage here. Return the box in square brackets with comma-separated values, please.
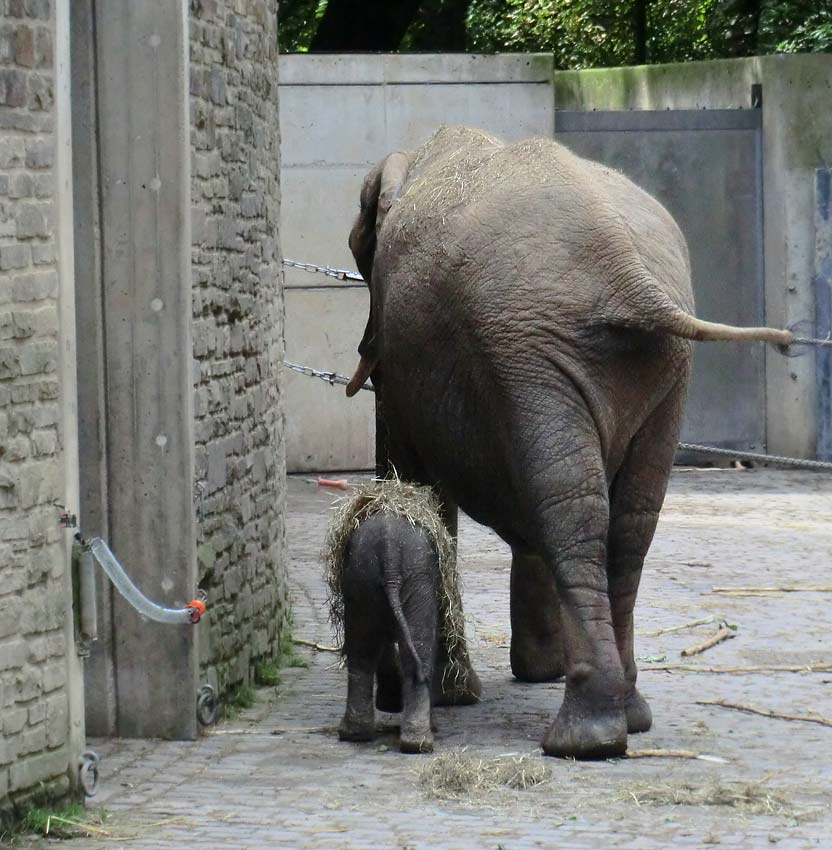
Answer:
[279, 0, 832, 65]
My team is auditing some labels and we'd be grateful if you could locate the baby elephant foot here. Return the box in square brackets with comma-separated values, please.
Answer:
[542, 693, 628, 760]
[338, 713, 376, 743]
[624, 687, 652, 734]
[399, 725, 434, 754]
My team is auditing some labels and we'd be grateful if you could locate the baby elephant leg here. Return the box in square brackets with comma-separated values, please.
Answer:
[338, 605, 383, 743]
[397, 586, 438, 754]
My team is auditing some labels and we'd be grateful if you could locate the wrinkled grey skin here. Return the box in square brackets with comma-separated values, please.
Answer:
[345, 126, 791, 759]
[338, 512, 439, 754]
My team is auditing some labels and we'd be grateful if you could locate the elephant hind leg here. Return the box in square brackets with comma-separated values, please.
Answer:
[528, 438, 628, 760]
[338, 598, 384, 743]
[607, 378, 689, 735]
[510, 550, 565, 682]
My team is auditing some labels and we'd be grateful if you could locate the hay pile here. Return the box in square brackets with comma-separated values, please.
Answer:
[418, 749, 551, 800]
[322, 476, 469, 688]
[622, 781, 791, 816]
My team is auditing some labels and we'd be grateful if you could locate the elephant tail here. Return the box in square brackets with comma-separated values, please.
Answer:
[605, 273, 793, 346]
[653, 305, 793, 346]
[383, 580, 428, 684]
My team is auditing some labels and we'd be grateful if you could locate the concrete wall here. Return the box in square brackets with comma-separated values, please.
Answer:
[190, 0, 288, 697]
[279, 52, 830, 468]
[0, 0, 84, 819]
[555, 54, 832, 459]
[278, 54, 555, 471]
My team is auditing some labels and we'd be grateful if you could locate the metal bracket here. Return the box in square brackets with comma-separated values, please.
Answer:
[55, 502, 77, 529]
[79, 750, 100, 797]
[196, 683, 219, 727]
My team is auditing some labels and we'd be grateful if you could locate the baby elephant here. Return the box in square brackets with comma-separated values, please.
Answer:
[325, 480, 462, 754]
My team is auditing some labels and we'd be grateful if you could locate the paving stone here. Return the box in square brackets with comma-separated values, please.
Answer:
[16, 470, 831, 850]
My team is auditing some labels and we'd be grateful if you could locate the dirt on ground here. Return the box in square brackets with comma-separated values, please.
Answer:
[18, 469, 832, 850]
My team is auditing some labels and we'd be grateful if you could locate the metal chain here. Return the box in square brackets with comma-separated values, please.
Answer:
[281, 258, 364, 283]
[678, 443, 832, 471]
[283, 360, 373, 392]
[283, 360, 832, 472]
[281, 257, 832, 348]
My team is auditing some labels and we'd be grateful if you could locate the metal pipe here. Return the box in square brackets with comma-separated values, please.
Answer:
[79, 546, 98, 641]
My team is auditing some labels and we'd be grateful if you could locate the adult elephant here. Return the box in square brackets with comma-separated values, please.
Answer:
[344, 126, 791, 759]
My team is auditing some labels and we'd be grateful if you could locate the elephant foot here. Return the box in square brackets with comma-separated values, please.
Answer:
[624, 688, 652, 734]
[541, 693, 627, 760]
[399, 725, 434, 754]
[433, 665, 482, 707]
[338, 713, 376, 743]
[510, 636, 566, 682]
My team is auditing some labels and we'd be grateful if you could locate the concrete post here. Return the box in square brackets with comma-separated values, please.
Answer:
[71, 0, 117, 738]
[815, 169, 832, 461]
[74, 1, 197, 739]
[55, 0, 86, 792]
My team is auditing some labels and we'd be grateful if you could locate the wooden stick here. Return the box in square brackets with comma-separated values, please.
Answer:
[680, 625, 735, 657]
[711, 585, 832, 594]
[292, 638, 340, 653]
[46, 816, 113, 838]
[696, 699, 832, 728]
[638, 615, 715, 637]
[625, 749, 727, 762]
[709, 590, 783, 599]
[642, 662, 832, 674]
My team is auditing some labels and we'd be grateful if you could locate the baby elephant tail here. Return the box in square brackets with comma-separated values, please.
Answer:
[384, 581, 428, 684]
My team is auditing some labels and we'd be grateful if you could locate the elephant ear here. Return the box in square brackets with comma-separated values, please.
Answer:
[346, 152, 409, 398]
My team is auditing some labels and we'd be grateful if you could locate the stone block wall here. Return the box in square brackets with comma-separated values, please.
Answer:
[0, 0, 76, 818]
[189, 0, 288, 696]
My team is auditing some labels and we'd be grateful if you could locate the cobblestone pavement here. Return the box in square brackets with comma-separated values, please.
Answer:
[22, 470, 832, 850]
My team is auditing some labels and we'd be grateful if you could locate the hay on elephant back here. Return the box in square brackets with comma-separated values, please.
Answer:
[322, 476, 469, 689]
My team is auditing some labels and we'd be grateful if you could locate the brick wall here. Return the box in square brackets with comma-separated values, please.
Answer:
[189, 0, 288, 696]
[0, 0, 75, 818]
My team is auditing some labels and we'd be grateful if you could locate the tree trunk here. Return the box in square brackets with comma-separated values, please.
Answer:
[309, 0, 423, 52]
[719, 0, 762, 56]
[633, 0, 649, 65]
[408, 0, 471, 51]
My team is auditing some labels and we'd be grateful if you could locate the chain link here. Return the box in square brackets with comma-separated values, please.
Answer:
[283, 360, 832, 471]
[281, 258, 832, 348]
[282, 258, 364, 283]
[283, 360, 373, 392]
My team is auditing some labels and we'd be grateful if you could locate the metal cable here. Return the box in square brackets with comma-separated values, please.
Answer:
[283, 360, 832, 472]
[791, 336, 832, 348]
[281, 258, 364, 283]
[677, 443, 832, 471]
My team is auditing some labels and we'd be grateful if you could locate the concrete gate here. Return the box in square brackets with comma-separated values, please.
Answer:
[554, 106, 766, 451]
